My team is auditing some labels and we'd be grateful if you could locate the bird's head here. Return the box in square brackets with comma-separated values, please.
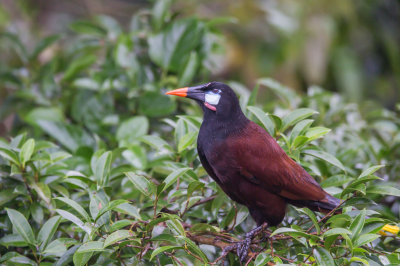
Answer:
[166, 82, 241, 116]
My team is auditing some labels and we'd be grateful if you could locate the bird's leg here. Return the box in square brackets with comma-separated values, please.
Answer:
[236, 225, 264, 262]
[221, 223, 268, 262]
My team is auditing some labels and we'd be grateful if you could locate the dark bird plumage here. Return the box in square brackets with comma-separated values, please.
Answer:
[166, 82, 341, 260]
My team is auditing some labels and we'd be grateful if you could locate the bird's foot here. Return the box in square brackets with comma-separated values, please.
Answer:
[222, 225, 265, 262]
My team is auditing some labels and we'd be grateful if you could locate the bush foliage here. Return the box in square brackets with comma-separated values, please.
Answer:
[1, 1, 400, 266]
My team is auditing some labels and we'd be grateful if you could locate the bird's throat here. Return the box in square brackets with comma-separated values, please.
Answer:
[204, 102, 217, 111]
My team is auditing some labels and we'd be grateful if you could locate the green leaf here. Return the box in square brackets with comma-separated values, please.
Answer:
[139, 135, 171, 150]
[152, 0, 172, 31]
[0, 234, 27, 247]
[180, 196, 203, 214]
[321, 175, 354, 188]
[366, 186, 400, 197]
[150, 246, 179, 261]
[55, 245, 80, 266]
[212, 193, 226, 217]
[190, 224, 219, 233]
[39, 217, 62, 251]
[6, 208, 35, 245]
[270, 228, 308, 238]
[247, 106, 275, 136]
[73, 251, 93, 266]
[116, 116, 149, 142]
[179, 51, 199, 86]
[148, 18, 203, 71]
[33, 141, 58, 152]
[341, 183, 366, 198]
[289, 119, 314, 144]
[257, 78, 298, 105]
[359, 165, 385, 178]
[178, 132, 197, 152]
[0, 147, 20, 165]
[55, 209, 89, 233]
[349, 209, 366, 240]
[163, 214, 185, 236]
[114, 203, 141, 220]
[122, 145, 148, 170]
[254, 253, 273, 266]
[0, 252, 21, 264]
[281, 108, 318, 132]
[353, 234, 380, 247]
[6, 255, 38, 266]
[187, 181, 205, 197]
[32, 182, 52, 205]
[346, 175, 382, 191]
[297, 208, 320, 234]
[125, 172, 152, 196]
[292, 136, 309, 149]
[109, 220, 133, 232]
[0, 32, 28, 63]
[225, 205, 249, 229]
[62, 54, 97, 81]
[77, 241, 104, 253]
[19, 139, 35, 167]
[70, 20, 107, 36]
[36, 121, 78, 152]
[43, 238, 81, 254]
[104, 230, 134, 248]
[139, 92, 177, 117]
[177, 236, 209, 262]
[0, 188, 18, 207]
[302, 149, 346, 172]
[314, 247, 335, 266]
[55, 198, 91, 222]
[305, 127, 331, 141]
[151, 234, 178, 243]
[341, 197, 376, 208]
[323, 228, 352, 238]
[30, 34, 60, 60]
[94, 151, 112, 186]
[162, 168, 190, 193]
[349, 257, 369, 265]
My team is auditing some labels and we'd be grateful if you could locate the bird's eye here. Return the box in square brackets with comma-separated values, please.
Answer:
[212, 89, 219, 93]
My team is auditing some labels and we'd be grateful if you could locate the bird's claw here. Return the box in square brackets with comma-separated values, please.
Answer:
[237, 237, 252, 262]
[222, 225, 266, 263]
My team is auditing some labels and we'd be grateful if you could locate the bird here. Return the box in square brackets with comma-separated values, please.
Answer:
[166, 82, 341, 261]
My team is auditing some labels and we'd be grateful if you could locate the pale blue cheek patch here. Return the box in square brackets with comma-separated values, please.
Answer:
[205, 91, 221, 105]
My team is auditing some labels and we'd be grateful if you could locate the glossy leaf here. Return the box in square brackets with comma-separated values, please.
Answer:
[125, 172, 152, 196]
[281, 108, 318, 132]
[302, 149, 346, 172]
[349, 209, 366, 240]
[314, 247, 335, 266]
[20, 139, 35, 167]
[247, 106, 275, 136]
[38, 215, 62, 252]
[6, 209, 35, 245]
[103, 230, 134, 248]
[55, 197, 91, 222]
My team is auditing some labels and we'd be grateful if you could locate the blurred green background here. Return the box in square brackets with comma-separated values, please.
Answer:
[1, 0, 399, 109]
[1, 1, 400, 264]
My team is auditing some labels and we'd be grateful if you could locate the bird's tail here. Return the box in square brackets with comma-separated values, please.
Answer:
[289, 193, 342, 214]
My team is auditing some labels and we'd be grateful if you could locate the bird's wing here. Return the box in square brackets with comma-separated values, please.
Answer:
[228, 121, 327, 202]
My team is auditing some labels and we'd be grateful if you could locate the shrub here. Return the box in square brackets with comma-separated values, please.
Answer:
[0, 1, 399, 265]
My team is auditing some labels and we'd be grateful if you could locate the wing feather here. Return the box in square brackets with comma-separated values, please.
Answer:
[229, 121, 327, 202]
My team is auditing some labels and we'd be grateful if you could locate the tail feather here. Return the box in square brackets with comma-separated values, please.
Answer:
[288, 193, 342, 214]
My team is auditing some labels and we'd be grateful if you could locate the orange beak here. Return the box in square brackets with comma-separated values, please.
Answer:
[165, 87, 188, 97]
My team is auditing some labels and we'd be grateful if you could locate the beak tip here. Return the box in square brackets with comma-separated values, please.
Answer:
[165, 87, 188, 97]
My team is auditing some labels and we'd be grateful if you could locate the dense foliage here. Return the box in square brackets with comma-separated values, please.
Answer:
[1, 1, 400, 265]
